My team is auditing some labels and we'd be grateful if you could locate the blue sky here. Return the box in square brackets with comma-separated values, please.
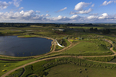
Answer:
[0, 0, 116, 23]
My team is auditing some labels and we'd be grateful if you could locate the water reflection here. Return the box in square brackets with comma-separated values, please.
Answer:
[0, 36, 52, 57]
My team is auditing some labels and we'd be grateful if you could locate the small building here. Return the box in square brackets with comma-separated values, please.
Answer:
[52, 28, 65, 32]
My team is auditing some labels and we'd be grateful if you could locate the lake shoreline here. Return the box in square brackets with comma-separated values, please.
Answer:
[0, 35, 54, 58]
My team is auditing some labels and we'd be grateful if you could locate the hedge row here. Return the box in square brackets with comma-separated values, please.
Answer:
[21, 65, 33, 77]
[61, 51, 113, 56]
[85, 56, 115, 62]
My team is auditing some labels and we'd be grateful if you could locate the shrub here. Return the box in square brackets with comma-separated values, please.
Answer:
[85, 56, 115, 62]
[21, 65, 33, 77]
[8, 68, 24, 77]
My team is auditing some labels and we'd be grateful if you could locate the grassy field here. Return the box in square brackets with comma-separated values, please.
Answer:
[46, 64, 116, 77]
[0, 59, 36, 76]
[63, 40, 112, 55]
[55, 45, 63, 51]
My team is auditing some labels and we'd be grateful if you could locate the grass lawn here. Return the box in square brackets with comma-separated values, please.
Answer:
[55, 45, 63, 51]
[46, 64, 116, 77]
[63, 40, 111, 55]
[64, 39, 70, 46]
[0, 59, 36, 76]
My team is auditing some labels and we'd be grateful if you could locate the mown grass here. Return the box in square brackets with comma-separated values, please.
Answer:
[63, 40, 112, 55]
[64, 39, 70, 46]
[0, 56, 33, 60]
[46, 64, 116, 77]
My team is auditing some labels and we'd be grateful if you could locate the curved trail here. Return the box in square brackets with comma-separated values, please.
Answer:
[2, 39, 116, 77]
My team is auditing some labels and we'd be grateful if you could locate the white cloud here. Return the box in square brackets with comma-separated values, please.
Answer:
[70, 8, 92, 14]
[13, 0, 22, 7]
[0, 1, 10, 9]
[20, 10, 35, 17]
[0, 10, 52, 22]
[91, 4, 94, 7]
[89, 13, 98, 15]
[52, 15, 64, 20]
[70, 15, 78, 19]
[71, 2, 93, 14]
[45, 14, 50, 17]
[98, 13, 108, 19]
[74, 2, 90, 11]
[57, 7, 67, 12]
[19, 7, 23, 10]
[102, 1, 113, 5]
[87, 15, 98, 19]
[0, 10, 116, 23]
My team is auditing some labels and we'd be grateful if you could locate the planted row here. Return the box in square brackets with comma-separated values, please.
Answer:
[8, 57, 116, 77]
[85, 56, 115, 62]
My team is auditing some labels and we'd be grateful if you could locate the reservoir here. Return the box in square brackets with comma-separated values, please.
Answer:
[0, 36, 52, 57]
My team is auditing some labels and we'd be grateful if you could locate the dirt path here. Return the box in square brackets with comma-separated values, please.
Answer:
[2, 39, 116, 77]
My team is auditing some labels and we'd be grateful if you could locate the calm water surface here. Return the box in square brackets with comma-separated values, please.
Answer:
[0, 36, 52, 57]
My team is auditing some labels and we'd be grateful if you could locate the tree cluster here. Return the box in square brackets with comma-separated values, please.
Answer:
[57, 39, 67, 46]
[0, 23, 30, 27]
[90, 27, 98, 32]
[102, 29, 110, 34]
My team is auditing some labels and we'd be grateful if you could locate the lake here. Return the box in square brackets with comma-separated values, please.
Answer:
[0, 36, 52, 57]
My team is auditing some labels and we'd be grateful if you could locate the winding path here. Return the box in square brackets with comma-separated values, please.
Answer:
[1, 38, 116, 77]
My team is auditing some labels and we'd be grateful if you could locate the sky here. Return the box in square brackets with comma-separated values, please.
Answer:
[0, 0, 116, 23]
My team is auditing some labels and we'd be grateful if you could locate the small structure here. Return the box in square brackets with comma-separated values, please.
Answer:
[52, 28, 65, 32]
[55, 39, 65, 47]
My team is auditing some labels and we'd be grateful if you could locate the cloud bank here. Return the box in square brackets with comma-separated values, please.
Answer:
[0, 10, 116, 23]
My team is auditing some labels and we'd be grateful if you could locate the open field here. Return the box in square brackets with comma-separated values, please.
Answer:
[47, 64, 116, 77]
[63, 40, 112, 56]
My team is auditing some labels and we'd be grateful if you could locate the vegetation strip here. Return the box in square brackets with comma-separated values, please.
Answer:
[7, 57, 116, 77]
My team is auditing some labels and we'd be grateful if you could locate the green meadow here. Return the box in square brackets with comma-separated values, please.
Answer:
[63, 40, 112, 55]
[46, 64, 116, 77]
